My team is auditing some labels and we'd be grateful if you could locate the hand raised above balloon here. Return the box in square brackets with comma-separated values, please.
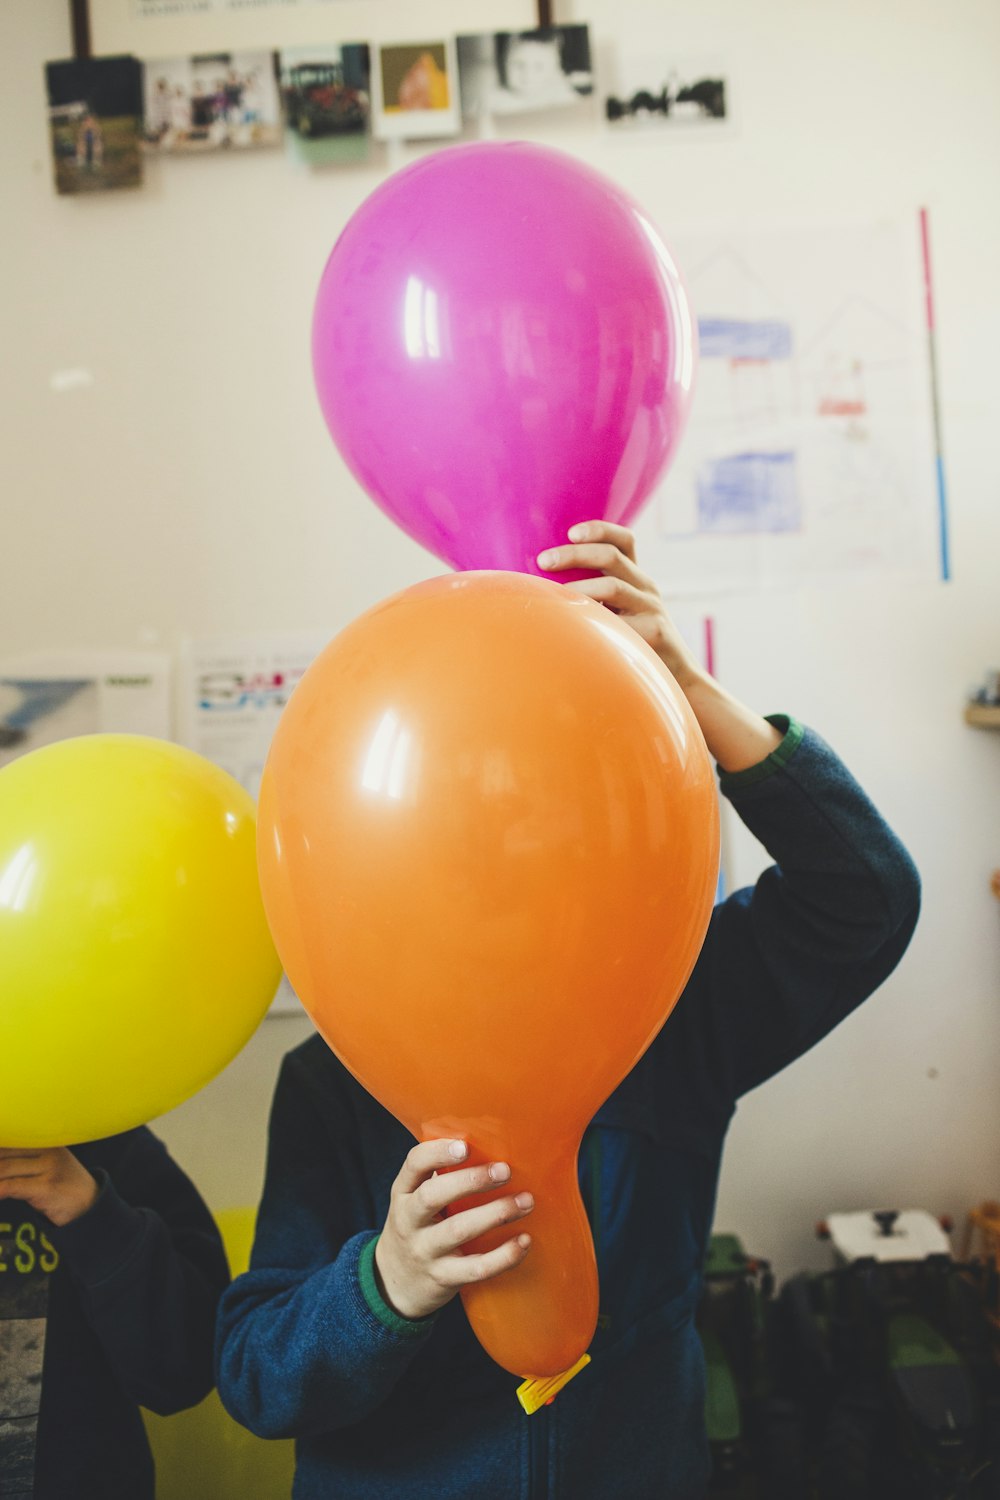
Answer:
[373, 1140, 533, 1322]
[538, 521, 703, 689]
[0, 1147, 99, 1227]
[539, 519, 783, 775]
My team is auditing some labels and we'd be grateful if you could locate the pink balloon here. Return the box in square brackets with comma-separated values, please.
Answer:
[312, 141, 697, 574]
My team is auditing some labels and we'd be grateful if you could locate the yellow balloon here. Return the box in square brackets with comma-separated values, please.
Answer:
[0, 735, 282, 1146]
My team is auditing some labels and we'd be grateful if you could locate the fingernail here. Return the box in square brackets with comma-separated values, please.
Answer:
[449, 1141, 467, 1161]
[515, 1192, 534, 1211]
[568, 524, 587, 541]
[489, 1161, 511, 1183]
[517, 1234, 532, 1249]
[537, 550, 556, 569]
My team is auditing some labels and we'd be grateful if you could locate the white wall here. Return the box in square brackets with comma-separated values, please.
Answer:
[3, 0, 999, 1279]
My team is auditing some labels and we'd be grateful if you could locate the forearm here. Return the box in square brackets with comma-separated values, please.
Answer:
[669, 664, 783, 773]
[688, 722, 921, 1100]
[51, 1175, 226, 1413]
[534, 522, 784, 773]
[721, 722, 922, 970]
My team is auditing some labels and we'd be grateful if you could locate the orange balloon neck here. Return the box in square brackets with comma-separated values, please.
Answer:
[452, 1141, 599, 1380]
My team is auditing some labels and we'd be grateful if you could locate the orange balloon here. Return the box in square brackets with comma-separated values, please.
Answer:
[257, 572, 719, 1379]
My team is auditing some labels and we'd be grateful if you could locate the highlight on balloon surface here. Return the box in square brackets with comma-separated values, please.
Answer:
[257, 571, 720, 1383]
[311, 140, 697, 575]
[0, 735, 282, 1147]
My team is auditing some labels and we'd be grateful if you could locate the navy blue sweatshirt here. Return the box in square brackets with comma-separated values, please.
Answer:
[0, 1127, 229, 1499]
[216, 720, 921, 1500]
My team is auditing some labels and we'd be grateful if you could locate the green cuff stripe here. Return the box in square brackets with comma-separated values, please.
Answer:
[357, 1235, 434, 1339]
[717, 715, 805, 792]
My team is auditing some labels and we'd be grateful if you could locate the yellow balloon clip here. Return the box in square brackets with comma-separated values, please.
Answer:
[516, 1353, 591, 1415]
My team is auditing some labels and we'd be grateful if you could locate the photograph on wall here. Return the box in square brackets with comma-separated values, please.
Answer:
[279, 44, 371, 166]
[371, 40, 460, 141]
[457, 26, 593, 120]
[143, 50, 282, 152]
[45, 55, 144, 195]
[604, 54, 728, 130]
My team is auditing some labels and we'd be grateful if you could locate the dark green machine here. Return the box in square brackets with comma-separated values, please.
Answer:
[779, 1210, 1000, 1498]
[699, 1234, 806, 1498]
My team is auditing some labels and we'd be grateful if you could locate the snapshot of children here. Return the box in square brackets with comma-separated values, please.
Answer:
[215, 521, 921, 1500]
[0, 1130, 228, 1499]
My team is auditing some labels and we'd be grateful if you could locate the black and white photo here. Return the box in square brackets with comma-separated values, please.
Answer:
[458, 26, 593, 119]
[605, 57, 729, 129]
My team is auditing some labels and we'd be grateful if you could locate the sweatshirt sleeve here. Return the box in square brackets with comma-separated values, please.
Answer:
[690, 717, 921, 1102]
[50, 1127, 230, 1415]
[215, 1052, 437, 1440]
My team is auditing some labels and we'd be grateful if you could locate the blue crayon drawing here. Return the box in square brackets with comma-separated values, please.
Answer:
[697, 451, 799, 533]
[698, 318, 794, 361]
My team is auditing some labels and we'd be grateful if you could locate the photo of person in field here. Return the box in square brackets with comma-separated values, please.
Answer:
[45, 56, 143, 195]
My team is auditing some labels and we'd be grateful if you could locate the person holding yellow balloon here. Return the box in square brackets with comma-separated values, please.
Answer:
[216, 522, 921, 1500]
[0, 1131, 229, 1499]
[0, 733, 284, 1499]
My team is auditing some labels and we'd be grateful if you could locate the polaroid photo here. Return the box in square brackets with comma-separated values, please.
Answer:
[371, 39, 461, 141]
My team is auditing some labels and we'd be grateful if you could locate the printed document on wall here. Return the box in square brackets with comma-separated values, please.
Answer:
[178, 634, 327, 802]
[0, 652, 171, 771]
[179, 634, 328, 1016]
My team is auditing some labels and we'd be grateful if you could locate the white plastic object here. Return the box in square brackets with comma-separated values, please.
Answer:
[825, 1209, 952, 1264]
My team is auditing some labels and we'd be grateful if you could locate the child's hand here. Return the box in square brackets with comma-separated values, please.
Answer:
[0, 1147, 100, 1227]
[538, 519, 782, 770]
[536, 520, 703, 689]
[374, 1140, 533, 1321]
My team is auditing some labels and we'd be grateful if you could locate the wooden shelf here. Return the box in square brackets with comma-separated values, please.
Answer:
[964, 704, 1000, 729]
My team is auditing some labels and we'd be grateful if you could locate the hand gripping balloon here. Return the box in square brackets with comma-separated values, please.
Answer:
[257, 573, 719, 1404]
[0, 735, 281, 1146]
[311, 141, 696, 575]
